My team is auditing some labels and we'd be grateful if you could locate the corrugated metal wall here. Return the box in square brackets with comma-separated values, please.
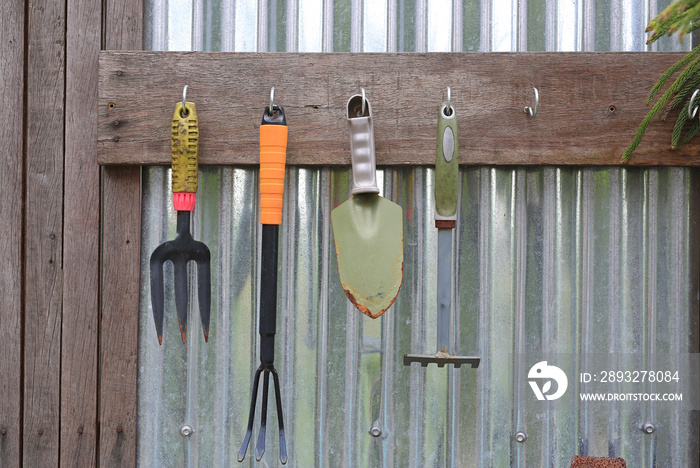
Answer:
[138, 1, 700, 466]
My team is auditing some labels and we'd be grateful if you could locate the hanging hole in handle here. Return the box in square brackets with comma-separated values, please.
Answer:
[181, 85, 189, 118]
[442, 105, 453, 117]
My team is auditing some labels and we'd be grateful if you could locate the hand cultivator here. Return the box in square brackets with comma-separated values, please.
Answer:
[238, 91, 288, 464]
[150, 86, 211, 345]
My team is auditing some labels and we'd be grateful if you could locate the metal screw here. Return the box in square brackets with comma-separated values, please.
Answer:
[113, 120, 120, 126]
[113, 136, 119, 142]
[643, 422, 655, 434]
[116, 71, 123, 76]
[515, 431, 527, 443]
[38, 429, 44, 435]
[368, 424, 382, 438]
[77, 427, 84, 434]
[1, 429, 6, 435]
[116, 426, 123, 433]
[180, 425, 193, 437]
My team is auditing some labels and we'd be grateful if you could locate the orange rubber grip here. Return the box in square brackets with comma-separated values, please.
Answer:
[260, 124, 288, 225]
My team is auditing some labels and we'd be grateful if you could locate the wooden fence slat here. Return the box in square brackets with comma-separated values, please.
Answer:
[24, 0, 65, 465]
[100, 0, 143, 465]
[98, 51, 700, 167]
[0, 0, 24, 465]
[61, 0, 101, 465]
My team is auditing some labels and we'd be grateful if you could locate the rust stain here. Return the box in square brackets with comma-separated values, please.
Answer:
[178, 318, 186, 344]
[342, 260, 404, 319]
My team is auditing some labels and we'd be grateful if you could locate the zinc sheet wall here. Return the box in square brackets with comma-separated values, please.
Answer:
[138, 1, 699, 466]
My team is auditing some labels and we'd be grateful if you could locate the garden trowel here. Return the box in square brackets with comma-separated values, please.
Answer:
[331, 92, 403, 319]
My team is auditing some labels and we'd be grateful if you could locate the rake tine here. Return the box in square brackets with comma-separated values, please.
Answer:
[271, 369, 287, 464]
[255, 370, 271, 461]
[238, 366, 263, 462]
[195, 245, 211, 341]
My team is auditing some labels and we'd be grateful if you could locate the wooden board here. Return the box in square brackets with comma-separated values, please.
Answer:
[0, 0, 24, 465]
[61, 0, 101, 465]
[99, 0, 143, 466]
[24, 0, 65, 465]
[98, 51, 700, 167]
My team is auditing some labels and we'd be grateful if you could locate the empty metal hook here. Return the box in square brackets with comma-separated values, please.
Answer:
[182, 85, 189, 117]
[524, 87, 538, 117]
[689, 89, 700, 119]
[270, 87, 275, 115]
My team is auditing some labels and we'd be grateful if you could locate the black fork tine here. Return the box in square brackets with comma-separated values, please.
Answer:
[150, 241, 177, 345]
[173, 258, 189, 343]
[271, 369, 287, 464]
[194, 243, 211, 341]
[238, 366, 263, 462]
[149, 254, 166, 345]
[255, 370, 271, 461]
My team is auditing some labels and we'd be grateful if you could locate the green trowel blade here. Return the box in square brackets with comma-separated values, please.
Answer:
[331, 193, 403, 318]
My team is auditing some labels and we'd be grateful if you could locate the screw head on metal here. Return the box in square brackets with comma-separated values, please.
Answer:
[515, 431, 527, 443]
[643, 422, 655, 434]
[180, 425, 193, 437]
[369, 425, 382, 438]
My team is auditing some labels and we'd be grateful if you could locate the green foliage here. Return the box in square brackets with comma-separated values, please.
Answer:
[623, 0, 700, 162]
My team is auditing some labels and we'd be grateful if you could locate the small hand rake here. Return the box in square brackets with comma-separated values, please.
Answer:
[150, 87, 211, 345]
[238, 93, 288, 464]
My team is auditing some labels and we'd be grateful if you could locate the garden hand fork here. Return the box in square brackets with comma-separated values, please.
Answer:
[150, 87, 211, 345]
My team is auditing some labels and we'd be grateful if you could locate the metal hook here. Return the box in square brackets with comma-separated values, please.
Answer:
[361, 88, 366, 117]
[269, 87, 275, 115]
[689, 89, 700, 119]
[182, 85, 189, 117]
[524, 87, 538, 117]
[444, 86, 454, 116]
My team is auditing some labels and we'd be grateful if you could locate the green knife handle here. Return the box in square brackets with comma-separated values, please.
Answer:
[435, 101, 458, 222]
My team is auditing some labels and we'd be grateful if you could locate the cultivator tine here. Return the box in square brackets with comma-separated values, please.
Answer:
[149, 252, 167, 345]
[256, 371, 271, 461]
[272, 369, 287, 464]
[238, 366, 263, 462]
[195, 244, 211, 341]
[173, 259, 189, 343]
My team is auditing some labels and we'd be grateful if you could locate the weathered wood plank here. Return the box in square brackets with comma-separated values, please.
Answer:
[100, 0, 143, 466]
[24, 0, 65, 465]
[0, 0, 24, 465]
[98, 51, 700, 167]
[99, 168, 141, 467]
[61, 0, 101, 465]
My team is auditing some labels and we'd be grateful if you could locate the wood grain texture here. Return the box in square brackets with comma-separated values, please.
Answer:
[100, 0, 143, 466]
[61, 0, 101, 465]
[99, 168, 141, 467]
[24, 0, 65, 465]
[0, 0, 24, 465]
[98, 52, 700, 167]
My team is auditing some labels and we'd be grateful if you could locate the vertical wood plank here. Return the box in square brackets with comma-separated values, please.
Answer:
[24, 0, 66, 465]
[0, 0, 24, 465]
[100, 0, 143, 465]
[61, 0, 101, 465]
